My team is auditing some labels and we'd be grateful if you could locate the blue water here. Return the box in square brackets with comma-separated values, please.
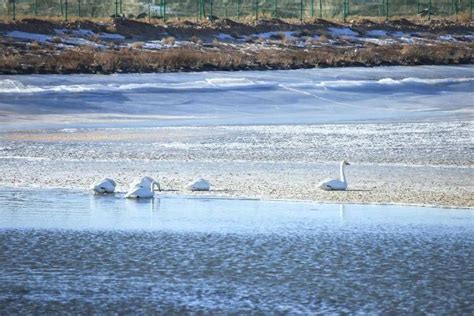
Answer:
[0, 187, 473, 313]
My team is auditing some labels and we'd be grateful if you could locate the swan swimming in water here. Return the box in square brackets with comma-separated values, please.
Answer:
[125, 176, 161, 199]
[319, 160, 350, 191]
[90, 178, 116, 194]
[185, 178, 210, 191]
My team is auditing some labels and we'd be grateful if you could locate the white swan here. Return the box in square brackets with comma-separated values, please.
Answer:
[185, 178, 210, 191]
[90, 178, 116, 194]
[319, 160, 350, 191]
[128, 176, 159, 191]
[125, 176, 161, 199]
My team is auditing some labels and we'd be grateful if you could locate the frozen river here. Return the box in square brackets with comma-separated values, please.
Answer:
[1, 65, 473, 129]
[0, 66, 473, 313]
[0, 187, 473, 314]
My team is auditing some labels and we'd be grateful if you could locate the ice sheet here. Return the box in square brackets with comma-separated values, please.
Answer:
[0, 66, 473, 129]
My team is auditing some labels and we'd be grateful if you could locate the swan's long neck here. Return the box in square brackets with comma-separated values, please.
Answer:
[340, 162, 347, 183]
[152, 181, 161, 192]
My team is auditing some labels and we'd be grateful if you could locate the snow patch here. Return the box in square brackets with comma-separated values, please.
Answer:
[142, 41, 164, 50]
[366, 30, 387, 37]
[216, 33, 234, 40]
[6, 31, 51, 42]
[392, 31, 410, 37]
[254, 31, 295, 39]
[463, 34, 474, 41]
[327, 27, 359, 37]
[61, 37, 103, 48]
[99, 33, 125, 40]
[439, 34, 454, 41]
[359, 38, 397, 45]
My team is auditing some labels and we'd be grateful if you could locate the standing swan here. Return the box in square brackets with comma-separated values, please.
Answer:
[125, 177, 161, 199]
[90, 178, 116, 194]
[319, 160, 350, 191]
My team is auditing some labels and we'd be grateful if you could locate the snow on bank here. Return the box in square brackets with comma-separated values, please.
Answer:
[6, 31, 51, 42]
[328, 27, 359, 37]
[2, 25, 473, 53]
[216, 33, 234, 40]
[366, 30, 387, 37]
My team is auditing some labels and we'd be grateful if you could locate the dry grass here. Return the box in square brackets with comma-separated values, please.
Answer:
[51, 36, 62, 43]
[318, 34, 328, 42]
[29, 41, 41, 49]
[162, 36, 176, 45]
[1, 42, 472, 75]
[457, 12, 472, 23]
[130, 41, 144, 49]
[191, 36, 202, 44]
[282, 34, 295, 46]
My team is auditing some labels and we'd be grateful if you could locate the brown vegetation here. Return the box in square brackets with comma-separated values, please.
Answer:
[0, 17, 472, 74]
[1, 41, 472, 74]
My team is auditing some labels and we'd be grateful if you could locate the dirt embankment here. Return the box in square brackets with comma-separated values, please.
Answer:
[0, 17, 473, 74]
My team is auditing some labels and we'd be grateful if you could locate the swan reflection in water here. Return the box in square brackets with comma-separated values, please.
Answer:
[89, 182, 160, 212]
[340, 204, 346, 223]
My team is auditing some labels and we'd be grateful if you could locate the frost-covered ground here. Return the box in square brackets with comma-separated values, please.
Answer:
[2, 23, 473, 52]
[0, 66, 473, 207]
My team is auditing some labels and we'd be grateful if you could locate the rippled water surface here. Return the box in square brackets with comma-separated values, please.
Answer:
[0, 187, 473, 314]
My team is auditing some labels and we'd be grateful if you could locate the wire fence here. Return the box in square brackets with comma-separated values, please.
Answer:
[1, 0, 472, 22]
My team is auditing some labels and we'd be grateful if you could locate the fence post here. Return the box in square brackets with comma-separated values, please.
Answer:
[164, 0, 168, 19]
[200, 0, 203, 19]
[237, 0, 240, 20]
[195, 0, 198, 21]
[428, 0, 431, 20]
[471, 0, 473, 20]
[210, 0, 213, 19]
[343, 0, 346, 21]
[148, 0, 151, 22]
[65, 0, 68, 21]
[114, 0, 118, 17]
[300, 0, 304, 22]
[34, 0, 38, 15]
[273, 0, 277, 18]
[255, 0, 259, 21]
[77, 0, 80, 17]
[319, 0, 322, 18]
[12, 0, 16, 20]
[311, 0, 314, 17]
[417, 0, 419, 14]
[386, 0, 389, 19]
[163, 0, 167, 21]
[120, 0, 123, 14]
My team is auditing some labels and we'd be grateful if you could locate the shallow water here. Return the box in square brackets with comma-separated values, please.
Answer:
[0, 187, 473, 313]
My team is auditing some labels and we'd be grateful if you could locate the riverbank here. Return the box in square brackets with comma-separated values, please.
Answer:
[1, 18, 473, 74]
